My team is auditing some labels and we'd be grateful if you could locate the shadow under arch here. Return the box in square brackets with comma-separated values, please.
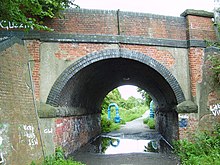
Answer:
[46, 49, 185, 110]
[46, 48, 186, 147]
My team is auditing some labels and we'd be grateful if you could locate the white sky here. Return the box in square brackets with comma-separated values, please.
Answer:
[75, 0, 215, 17]
[74, 0, 216, 99]
[118, 85, 142, 100]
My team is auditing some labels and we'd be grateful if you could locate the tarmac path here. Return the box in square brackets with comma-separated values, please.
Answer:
[72, 111, 179, 165]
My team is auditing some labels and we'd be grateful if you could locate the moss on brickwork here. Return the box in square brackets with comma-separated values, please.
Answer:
[37, 102, 57, 118]
[181, 9, 214, 18]
[177, 100, 198, 113]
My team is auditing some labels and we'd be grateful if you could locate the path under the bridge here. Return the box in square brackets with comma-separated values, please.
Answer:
[71, 111, 179, 165]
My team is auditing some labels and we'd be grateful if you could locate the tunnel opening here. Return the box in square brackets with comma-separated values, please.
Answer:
[100, 85, 150, 132]
[46, 49, 185, 153]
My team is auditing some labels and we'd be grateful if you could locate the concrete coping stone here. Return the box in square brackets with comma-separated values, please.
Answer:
[181, 9, 214, 18]
[177, 100, 198, 113]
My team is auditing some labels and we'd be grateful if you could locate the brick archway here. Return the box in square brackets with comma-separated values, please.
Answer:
[47, 49, 185, 109]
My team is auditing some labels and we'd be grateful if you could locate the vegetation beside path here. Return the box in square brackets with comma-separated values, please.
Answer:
[101, 88, 150, 133]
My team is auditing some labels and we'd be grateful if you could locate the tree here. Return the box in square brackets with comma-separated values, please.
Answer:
[0, 0, 79, 30]
[137, 88, 152, 106]
[101, 88, 123, 111]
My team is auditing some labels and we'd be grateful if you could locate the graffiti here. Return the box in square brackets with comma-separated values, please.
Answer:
[44, 128, 53, 134]
[179, 114, 189, 128]
[0, 152, 3, 164]
[0, 20, 33, 30]
[19, 125, 38, 147]
[0, 136, 3, 164]
[0, 124, 9, 165]
[0, 37, 9, 42]
[210, 103, 220, 116]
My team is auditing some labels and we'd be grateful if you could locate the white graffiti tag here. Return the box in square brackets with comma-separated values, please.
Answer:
[210, 103, 220, 116]
[0, 20, 33, 30]
[44, 128, 53, 134]
[22, 125, 38, 146]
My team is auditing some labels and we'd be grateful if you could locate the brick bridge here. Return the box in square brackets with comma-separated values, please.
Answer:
[0, 8, 219, 164]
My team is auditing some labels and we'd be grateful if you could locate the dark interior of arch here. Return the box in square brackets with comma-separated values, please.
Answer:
[57, 58, 178, 114]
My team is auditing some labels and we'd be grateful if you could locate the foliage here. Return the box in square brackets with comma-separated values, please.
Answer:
[137, 88, 152, 106]
[0, 0, 78, 31]
[101, 113, 120, 133]
[102, 88, 147, 111]
[102, 88, 123, 111]
[31, 147, 85, 165]
[205, 22, 220, 89]
[120, 105, 147, 123]
[207, 55, 220, 88]
[174, 125, 220, 165]
[101, 87, 148, 133]
[143, 117, 155, 129]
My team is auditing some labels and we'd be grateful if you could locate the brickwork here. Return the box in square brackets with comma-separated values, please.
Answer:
[53, 43, 175, 69]
[45, 9, 118, 35]
[186, 15, 216, 40]
[120, 44, 175, 68]
[179, 114, 199, 139]
[54, 43, 109, 61]
[47, 48, 185, 107]
[54, 114, 101, 155]
[188, 48, 204, 96]
[0, 8, 219, 164]
[25, 40, 41, 100]
[45, 9, 186, 40]
[0, 41, 43, 164]
[119, 13, 186, 40]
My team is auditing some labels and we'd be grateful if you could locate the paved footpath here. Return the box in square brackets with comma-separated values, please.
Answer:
[72, 111, 180, 165]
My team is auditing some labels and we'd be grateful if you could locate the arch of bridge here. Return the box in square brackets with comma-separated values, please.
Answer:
[46, 49, 185, 114]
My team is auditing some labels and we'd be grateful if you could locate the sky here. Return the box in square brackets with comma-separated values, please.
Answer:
[75, 0, 215, 17]
[74, 0, 216, 99]
[118, 85, 142, 100]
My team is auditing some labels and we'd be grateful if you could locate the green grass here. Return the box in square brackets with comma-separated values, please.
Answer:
[31, 147, 85, 165]
[101, 114, 120, 133]
[143, 117, 155, 129]
[101, 105, 148, 133]
[119, 105, 147, 122]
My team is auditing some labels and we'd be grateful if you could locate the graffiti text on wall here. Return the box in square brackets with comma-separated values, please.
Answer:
[210, 103, 220, 116]
[0, 20, 33, 30]
[19, 125, 38, 148]
[44, 128, 53, 134]
[0, 123, 9, 164]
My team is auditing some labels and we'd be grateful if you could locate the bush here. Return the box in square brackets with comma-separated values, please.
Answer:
[174, 125, 220, 165]
[143, 117, 150, 125]
[31, 147, 85, 165]
[101, 114, 120, 133]
[144, 117, 155, 129]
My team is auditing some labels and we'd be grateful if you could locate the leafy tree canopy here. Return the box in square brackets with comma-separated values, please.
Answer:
[0, 0, 79, 30]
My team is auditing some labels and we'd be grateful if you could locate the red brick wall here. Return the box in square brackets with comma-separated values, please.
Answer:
[26, 40, 41, 100]
[54, 114, 101, 154]
[186, 15, 216, 40]
[188, 48, 204, 96]
[45, 11, 118, 35]
[179, 114, 199, 139]
[120, 44, 175, 68]
[53, 43, 175, 69]
[46, 10, 186, 40]
[54, 43, 109, 60]
[120, 15, 186, 39]
[0, 43, 43, 164]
